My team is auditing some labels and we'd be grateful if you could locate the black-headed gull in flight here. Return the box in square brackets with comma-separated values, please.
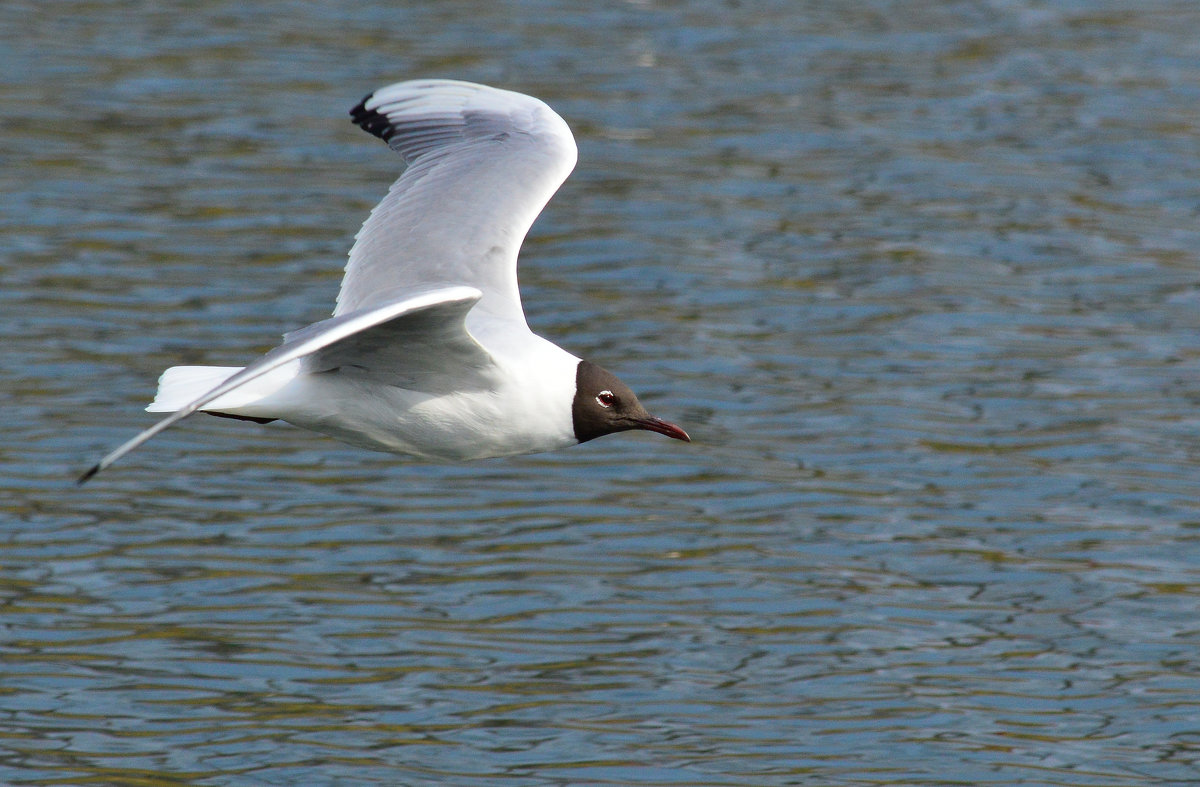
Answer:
[80, 79, 689, 483]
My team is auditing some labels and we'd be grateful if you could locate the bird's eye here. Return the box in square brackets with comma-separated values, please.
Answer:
[596, 390, 616, 408]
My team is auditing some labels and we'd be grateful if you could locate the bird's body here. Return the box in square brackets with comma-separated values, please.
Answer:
[151, 324, 579, 461]
[80, 79, 688, 483]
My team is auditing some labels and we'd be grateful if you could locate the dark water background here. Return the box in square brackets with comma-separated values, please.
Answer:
[6, 0, 1200, 784]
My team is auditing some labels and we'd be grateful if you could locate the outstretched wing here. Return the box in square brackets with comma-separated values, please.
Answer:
[338, 79, 578, 326]
[79, 287, 485, 483]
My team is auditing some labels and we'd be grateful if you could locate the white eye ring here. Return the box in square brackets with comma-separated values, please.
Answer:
[596, 390, 616, 408]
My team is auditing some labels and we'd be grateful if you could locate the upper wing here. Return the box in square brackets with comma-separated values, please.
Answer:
[79, 286, 486, 483]
[337, 79, 578, 326]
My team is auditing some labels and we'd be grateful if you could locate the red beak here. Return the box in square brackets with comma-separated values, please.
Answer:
[632, 416, 691, 443]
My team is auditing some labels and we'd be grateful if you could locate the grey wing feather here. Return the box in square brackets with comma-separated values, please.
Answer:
[298, 288, 496, 391]
[339, 80, 578, 325]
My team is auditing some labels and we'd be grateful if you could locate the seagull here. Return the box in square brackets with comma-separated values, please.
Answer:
[79, 79, 689, 483]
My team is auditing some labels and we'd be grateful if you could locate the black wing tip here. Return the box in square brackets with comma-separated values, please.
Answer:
[350, 92, 395, 142]
[77, 464, 100, 486]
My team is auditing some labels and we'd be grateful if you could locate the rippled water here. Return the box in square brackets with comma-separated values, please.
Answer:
[7, 0, 1200, 783]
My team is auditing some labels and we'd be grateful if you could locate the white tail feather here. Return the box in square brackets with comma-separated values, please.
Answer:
[147, 366, 243, 412]
[147, 362, 303, 416]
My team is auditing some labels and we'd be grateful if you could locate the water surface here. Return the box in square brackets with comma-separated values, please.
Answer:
[6, 0, 1200, 783]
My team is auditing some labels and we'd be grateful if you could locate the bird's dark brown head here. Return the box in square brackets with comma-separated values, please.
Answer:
[571, 360, 690, 445]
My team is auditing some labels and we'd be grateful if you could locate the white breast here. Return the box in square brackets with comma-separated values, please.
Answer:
[265, 332, 580, 461]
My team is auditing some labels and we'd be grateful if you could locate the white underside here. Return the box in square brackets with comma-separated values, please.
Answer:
[146, 333, 580, 461]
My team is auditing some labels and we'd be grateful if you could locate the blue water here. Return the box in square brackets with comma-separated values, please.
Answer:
[6, 0, 1200, 783]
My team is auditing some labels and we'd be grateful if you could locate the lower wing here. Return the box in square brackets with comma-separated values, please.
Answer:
[79, 286, 487, 483]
